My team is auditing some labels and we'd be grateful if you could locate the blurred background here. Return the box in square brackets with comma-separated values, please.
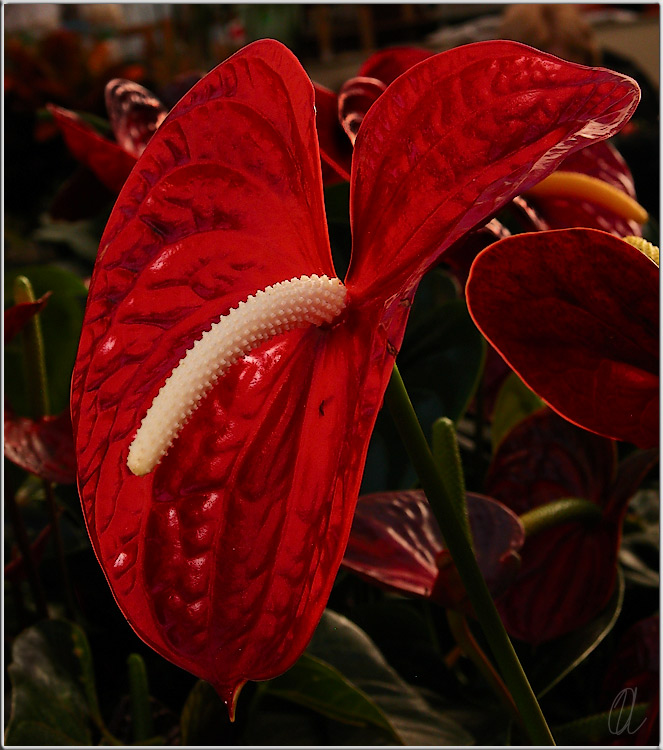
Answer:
[4, 2, 659, 273]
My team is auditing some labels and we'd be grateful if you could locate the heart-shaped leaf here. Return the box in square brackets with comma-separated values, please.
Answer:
[467, 228, 659, 449]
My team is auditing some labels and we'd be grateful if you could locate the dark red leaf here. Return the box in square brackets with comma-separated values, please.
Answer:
[347, 40, 640, 302]
[49, 166, 115, 222]
[4, 405, 76, 484]
[4, 294, 51, 344]
[105, 79, 167, 158]
[467, 228, 659, 448]
[342, 490, 524, 612]
[484, 409, 646, 643]
[48, 103, 137, 193]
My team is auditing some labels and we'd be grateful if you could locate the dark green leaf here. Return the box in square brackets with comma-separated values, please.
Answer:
[304, 610, 473, 745]
[265, 652, 400, 741]
[5, 619, 103, 746]
[527, 569, 624, 697]
[180, 680, 229, 746]
[491, 372, 544, 452]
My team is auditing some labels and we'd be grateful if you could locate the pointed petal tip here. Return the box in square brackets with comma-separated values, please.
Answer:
[216, 680, 246, 722]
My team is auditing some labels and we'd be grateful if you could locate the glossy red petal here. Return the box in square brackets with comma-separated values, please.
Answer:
[485, 409, 619, 642]
[313, 83, 352, 182]
[4, 294, 51, 343]
[71, 39, 401, 708]
[347, 40, 640, 301]
[357, 46, 434, 85]
[4, 405, 76, 484]
[342, 490, 524, 610]
[467, 228, 659, 448]
[105, 79, 167, 158]
[530, 140, 642, 236]
[48, 104, 137, 194]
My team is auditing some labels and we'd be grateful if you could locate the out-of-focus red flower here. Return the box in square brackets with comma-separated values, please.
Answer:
[467, 228, 659, 449]
[70, 38, 639, 712]
[484, 409, 658, 643]
[48, 79, 167, 194]
[342, 490, 524, 612]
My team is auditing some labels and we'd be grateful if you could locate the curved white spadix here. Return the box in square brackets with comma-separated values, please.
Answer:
[127, 274, 347, 476]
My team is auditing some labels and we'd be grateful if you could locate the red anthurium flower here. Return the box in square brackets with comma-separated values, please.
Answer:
[342, 490, 524, 611]
[70, 39, 639, 712]
[4, 293, 51, 343]
[467, 228, 659, 448]
[484, 409, 658, 643]
[48, 79, 167, 194]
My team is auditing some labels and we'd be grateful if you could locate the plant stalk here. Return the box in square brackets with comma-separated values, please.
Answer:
[385, 364, 554, 745]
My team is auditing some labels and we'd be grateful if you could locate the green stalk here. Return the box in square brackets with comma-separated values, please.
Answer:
[13, 275, 76, 619]
[520, 498, 602, 538]
[127, 653, 155, 743]
[384, 365, 554, 745]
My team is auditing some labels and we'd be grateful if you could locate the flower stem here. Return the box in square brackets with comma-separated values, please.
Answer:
[13, 275, 76, 619]
[520, 498, 602, 538]
[127, 653, 155, 742]
[384, 364, 554, 746]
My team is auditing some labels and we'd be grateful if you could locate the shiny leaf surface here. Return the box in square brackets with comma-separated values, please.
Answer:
[348, 41, 640, 301]
[467, 228, 659, 448]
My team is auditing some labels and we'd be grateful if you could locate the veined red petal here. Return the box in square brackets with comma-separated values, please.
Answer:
[347, 40, 640, 300]
[466, 228, 659, 448]
[47, 104, 137, 194]
[485, 409, 619, 643]
[71, 39, 399, 708]
[105, 78, 167, 158]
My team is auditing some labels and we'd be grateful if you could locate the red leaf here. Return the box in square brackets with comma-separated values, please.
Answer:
[105, 79, 167, 158]
[4, 405, 76, 484]
[342, 490, 524, 612]
[347, 41, 640, 301]
[484, 409, 654, 643]
[4, 294, 51, 343]
[467, 228, 659, 448]
[48, 103, 137, 193]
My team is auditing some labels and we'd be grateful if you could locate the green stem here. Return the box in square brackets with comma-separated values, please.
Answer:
[446, 610, 522, 728]
[13, 276, 76, 619]
[520, 498, 602, 538]
[385, 365, 554, 746]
